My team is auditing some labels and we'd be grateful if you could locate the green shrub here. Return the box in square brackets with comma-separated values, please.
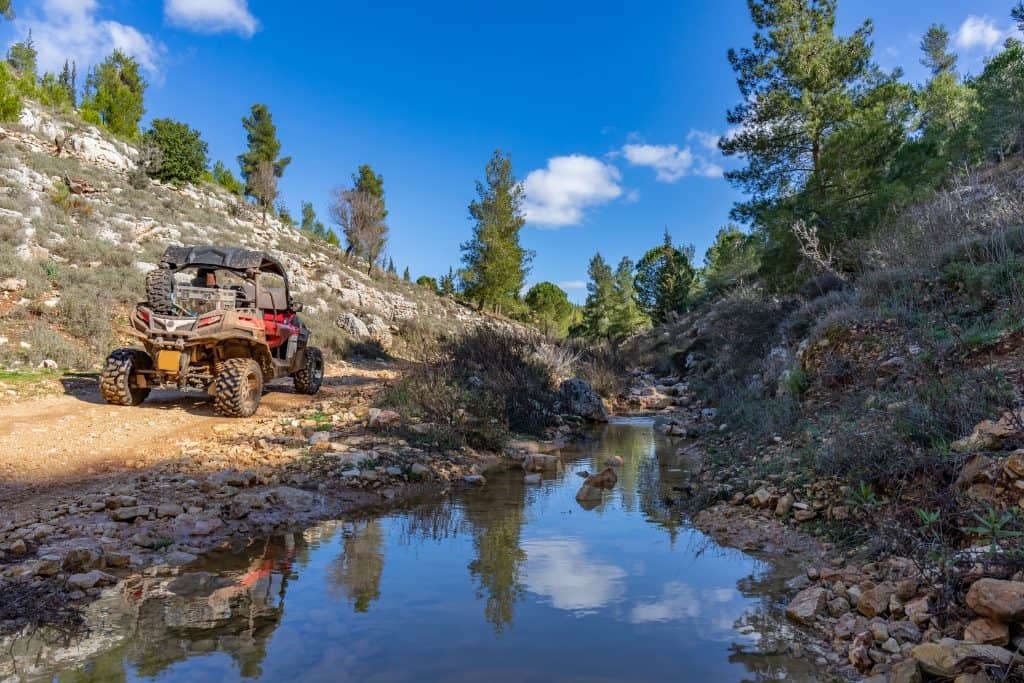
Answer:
[143, 118, 208, 184]
[0, 63, 22, 122]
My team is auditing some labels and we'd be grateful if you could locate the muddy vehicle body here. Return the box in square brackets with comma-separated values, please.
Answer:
[101, 245, 323, 416]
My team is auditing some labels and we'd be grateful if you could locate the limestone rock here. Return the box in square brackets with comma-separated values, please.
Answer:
[558, 379, 608, 422]
[583, 467, 618, 489]
[963, 617, 1009, 646]
[966, 578, 1024, 622]
[336, 312, 370, 337]
[857, 582, 895, 618]
[911, 639, 1014, 678]
[786, 586, 827, 625]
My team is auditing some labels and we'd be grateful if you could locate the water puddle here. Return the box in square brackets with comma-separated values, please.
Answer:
[7, 418, 829, 682]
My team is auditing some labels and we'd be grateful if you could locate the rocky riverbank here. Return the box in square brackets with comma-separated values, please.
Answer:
[619, 367, 1024, 681]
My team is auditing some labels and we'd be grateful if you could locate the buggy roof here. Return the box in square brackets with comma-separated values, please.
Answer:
[160, 245, 287, 278]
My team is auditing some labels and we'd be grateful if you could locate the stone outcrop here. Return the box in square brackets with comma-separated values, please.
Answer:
[558, 379, 609, 422]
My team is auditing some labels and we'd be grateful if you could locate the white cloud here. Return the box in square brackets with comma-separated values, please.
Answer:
[522, 155, 623, 227]
[686, 129, 721, 151]
[164, 0, 259, 37]
[622, 139, 723, 182]
[13, 0, 162, 75]
[523, 539, 626, 612]
[557, 280, 586, 290]
[955, 15, 1008, 52]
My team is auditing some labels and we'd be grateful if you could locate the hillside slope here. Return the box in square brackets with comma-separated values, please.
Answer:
[0, 101, 498, 371]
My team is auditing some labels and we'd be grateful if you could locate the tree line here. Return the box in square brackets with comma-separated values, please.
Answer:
[8, 0, 1021, 342]
[718, 0, 1024, 288]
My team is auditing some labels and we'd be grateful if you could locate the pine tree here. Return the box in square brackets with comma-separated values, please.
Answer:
[703, 225, 762, 294]
[238, 104, 291, 223]
[525, 282, 573, 337]
[634, 228, 695, 322]
[58, 60, 76, 107]
[301, 201, 331, 240]
[402, 266, 411, 282]
[579, 253, 615, 342]
[440, 267, 457, 296]
[975, 40, 1024, 161]
[609, 257, 648, 341]
[920, 24, 957, 76]
[416, 275, 439, 293]
[387, 257, 396, 274]
[81, 50, 146, 139]
[459, 149, 533, 312]
[352, 164, 386, 218]
[721, 0, 881, 282]
[212, 160, 244, 195]
[6, 30, 35, 76]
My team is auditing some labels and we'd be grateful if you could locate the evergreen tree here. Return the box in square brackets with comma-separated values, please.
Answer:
[634, 228, 696, 322]
[387, 257, 396, 274]
[974, 39, 1024, 161]
[81, 50, 146, 138]
[609, 257, 648, 341]
[920, 24, 957, 76]
[352, 164, 386, 218]
[6, 30, 35, 75]
[402, 266, 411, 282]
[58, 60, 76, 106]
[416, 275, 439, 293]
[211, 160, 244, 195]
[903, 27, 978, 182]
[143, 118, 208, 184]
[579, 253, 615, 342]
[525, 282, 573, 338]
[301, 201, 337, 244]
[459, 149, 532, 312]
[703, 225, 762, 294]
[275, 201, 295, 226]
[238, 104, 291, 222]
[440, 267, 457, 296]
[721, 0, 883, 283]
[0, 61, 20, 122]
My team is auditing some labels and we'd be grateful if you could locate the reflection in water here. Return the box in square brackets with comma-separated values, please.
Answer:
[4, 419, 830, 682]
[463, 477, 527, 632]
[522, 539, 626, 613]
[327, 520, 384, 612]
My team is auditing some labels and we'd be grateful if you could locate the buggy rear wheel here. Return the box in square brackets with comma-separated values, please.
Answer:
[100, 348, 151, 406]
[293, 346, 324, 395]
[213, 358, 263, 417]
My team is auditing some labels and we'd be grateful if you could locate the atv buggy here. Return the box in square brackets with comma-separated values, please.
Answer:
[101, 245, 324, 417]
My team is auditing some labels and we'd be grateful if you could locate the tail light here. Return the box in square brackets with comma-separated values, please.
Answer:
[138, 309, 150, 323]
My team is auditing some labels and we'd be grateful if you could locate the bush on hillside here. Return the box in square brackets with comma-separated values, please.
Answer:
[382, 327, 557, 450]
[0, 62, 22, 122]
[143, 118, 208, 184]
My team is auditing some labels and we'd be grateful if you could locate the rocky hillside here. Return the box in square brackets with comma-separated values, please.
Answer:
[619, 161, 1024, 678]
[0, 100, 505, 370]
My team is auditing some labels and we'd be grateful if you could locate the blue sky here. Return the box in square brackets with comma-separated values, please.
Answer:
[3, 1, 1021, 301]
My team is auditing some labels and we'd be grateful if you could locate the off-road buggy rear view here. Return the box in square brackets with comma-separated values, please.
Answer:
[101, 245, 324, 417]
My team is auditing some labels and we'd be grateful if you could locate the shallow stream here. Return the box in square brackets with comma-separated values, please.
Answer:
[17, 417, 827, 682]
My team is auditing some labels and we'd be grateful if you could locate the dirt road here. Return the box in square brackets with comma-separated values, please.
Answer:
[0, 363, 394, 506]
